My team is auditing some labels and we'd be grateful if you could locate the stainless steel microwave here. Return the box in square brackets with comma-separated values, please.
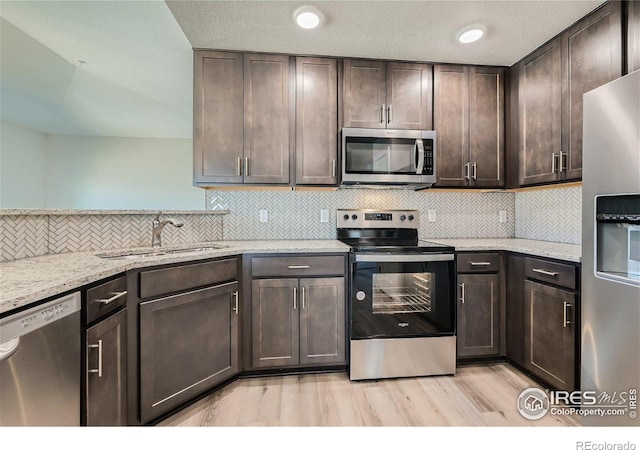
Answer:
[341, 128, 437, 186]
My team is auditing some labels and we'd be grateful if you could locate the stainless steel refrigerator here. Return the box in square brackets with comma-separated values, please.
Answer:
[582, 69, 640, 426]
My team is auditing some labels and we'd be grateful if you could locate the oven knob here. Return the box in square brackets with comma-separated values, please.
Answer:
[408, 215, 414, 221]
[343, 214, 350, 220]
[400, 214, 406, 222]
[352, 214, 358, 220]
[355, 291, 366, 301]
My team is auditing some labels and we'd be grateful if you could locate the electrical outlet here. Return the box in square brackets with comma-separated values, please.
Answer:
[428, 210, 436, 222]
[499, 210, 507, 223]
[259, 210, 268, 223]
[320, 209, 329, 223]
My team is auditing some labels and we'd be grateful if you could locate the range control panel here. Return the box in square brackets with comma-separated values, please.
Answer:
[337, 209, 419, 229]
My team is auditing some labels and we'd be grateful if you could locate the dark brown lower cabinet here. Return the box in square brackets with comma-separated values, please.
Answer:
[524, 280, 577, 392]
[139, 281, 239, 423]
[86, 308, 127, 426]
[457, 274, 500, 358]
[251, 277, 346, 369]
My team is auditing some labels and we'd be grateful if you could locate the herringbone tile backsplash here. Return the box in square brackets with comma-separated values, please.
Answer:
[0, 213, 223, 262]
[515, 186, 582, 244]
[206, 189, 515, 240]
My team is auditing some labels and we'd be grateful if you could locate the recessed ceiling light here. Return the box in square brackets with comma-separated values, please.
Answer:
[457, 25, 487, 44]
[293, 6, 323, 29]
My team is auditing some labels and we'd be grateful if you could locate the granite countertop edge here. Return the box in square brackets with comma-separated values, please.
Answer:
[0, 209, 230, 216]
[0, 240, 350, 315]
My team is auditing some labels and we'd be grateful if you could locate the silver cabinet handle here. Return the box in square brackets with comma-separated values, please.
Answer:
[552, 152, 558, 173]
[469, 261, 491, 266]
[559, 150, 566, 173]
[237, 157, 242, 176]
[293, 287, 297, 310]
[331, 159, 336, 178]
[96, 290, 127, 305]
[563, 302, 571, 328]
[459, 283, 465, 303]
[0, 337, 20, 363]
[472, 162, 477, 180]
[381, 103, 386, 123]
[532, 268, 559, 277]
[301, 287, 306, 309]
[465, 162, 470, 180]
[88, 339, 103, 378]
[387, 104, 392, 124]
[245, 157, 250, 177]
[232, 291, 239, 315]
[288, 265, 310, 269]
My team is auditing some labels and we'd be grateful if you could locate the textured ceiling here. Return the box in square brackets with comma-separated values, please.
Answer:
[166, 0, 606, 66]
[0, 0, 607, 138]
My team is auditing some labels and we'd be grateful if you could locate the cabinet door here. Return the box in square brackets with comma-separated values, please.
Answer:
[469, 66, 505, 187]
[457, 274, 500, 358]
[139, 282, 239, 423]
[386, 62, 432, 130]
[299, 277, 346, 365]
[506, 254, 526, 367]
[244, 54, 290, 184]
[343, 59, 386, 128]
[561, 1, 622, 181]
[519, 39, 562, 186]
[193, 51, 244, 184]
[251, 278, 299, 368]
[295, 57, 338, 185]
[434, 65, 469, 186]
[524, 280, 576, 391]
[86, 309, 127, 426]
[629, 0, 640, 73]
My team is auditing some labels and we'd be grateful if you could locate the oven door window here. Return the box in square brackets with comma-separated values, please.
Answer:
[351, 260, 454, 339]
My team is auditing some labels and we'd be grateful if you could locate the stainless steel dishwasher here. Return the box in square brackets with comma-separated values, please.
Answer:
[0, 292, 81, 426]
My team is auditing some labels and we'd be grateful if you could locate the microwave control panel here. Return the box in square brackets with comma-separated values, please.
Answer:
[423, 140, 434, 175]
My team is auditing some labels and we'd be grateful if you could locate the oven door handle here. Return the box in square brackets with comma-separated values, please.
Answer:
[354, 253, 454, 263]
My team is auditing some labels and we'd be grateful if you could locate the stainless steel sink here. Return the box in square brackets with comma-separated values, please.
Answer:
[97, 244, 227, 260]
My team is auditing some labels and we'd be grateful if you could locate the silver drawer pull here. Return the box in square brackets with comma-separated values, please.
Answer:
[288, 265, 310, 269]
[96, 290, 127, 305]
[232, 291, 239, 315]
[563, 302, 571, 328]
[469, 261, 491, 266]
[88, 340, 103, 378]
[532, 268, 558, 277]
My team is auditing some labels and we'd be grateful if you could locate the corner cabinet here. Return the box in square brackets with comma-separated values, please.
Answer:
[434, 65, 504, 187]
[518, 1, 622, 186]
[343, 59, 432, 130]
[244, 254, 347, 371]
[193, 51, 290, 185]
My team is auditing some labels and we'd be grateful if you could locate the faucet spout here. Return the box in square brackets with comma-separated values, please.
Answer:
[151, 212, 184, 247]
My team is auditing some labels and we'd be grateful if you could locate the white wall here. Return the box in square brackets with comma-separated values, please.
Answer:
[0, 120, 47, 208]
[45, 135, 204, 209]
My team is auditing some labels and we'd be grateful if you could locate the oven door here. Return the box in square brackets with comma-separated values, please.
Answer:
[350, 253, 455, 339]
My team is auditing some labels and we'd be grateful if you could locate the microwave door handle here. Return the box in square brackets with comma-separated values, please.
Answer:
[415, 139, 425, 174]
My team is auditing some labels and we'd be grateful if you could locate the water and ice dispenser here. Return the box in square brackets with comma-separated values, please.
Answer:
[595, 194, 640, 285]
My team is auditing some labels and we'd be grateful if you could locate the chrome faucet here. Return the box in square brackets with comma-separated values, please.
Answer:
[151, 211, 184, 247]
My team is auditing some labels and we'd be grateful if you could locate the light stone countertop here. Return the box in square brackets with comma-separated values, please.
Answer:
[422, 238, 581, 263]
[0, 209, 229, 216]
[0, 240, 350, 315]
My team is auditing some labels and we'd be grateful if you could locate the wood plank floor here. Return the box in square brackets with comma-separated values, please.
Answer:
[158, 362, 580, 427]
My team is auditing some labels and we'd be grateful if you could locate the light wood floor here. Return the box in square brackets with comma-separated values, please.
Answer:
[159, 362, 580, 427]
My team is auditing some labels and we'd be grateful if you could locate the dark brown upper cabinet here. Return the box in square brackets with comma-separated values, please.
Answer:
[518, 1, 622, 186]
[193, 51, 291, 186]
[434, 65, 504, 187]
[343, 59, 432, 130]
[626, 0, 640, 74]
[295, 57, 338, 185]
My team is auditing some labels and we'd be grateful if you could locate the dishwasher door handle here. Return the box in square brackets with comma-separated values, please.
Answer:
[0, 337, 20, 362]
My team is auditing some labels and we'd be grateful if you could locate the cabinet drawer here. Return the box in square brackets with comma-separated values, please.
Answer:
[251, 255, 346, 277]
[525, 257, 576, 290]
[139, 258, 237, 299]
[86, 275, 127, 324]
[457, 253, 500, 273]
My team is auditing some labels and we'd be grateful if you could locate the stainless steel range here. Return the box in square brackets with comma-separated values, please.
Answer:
[337, 209, 456, 381]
